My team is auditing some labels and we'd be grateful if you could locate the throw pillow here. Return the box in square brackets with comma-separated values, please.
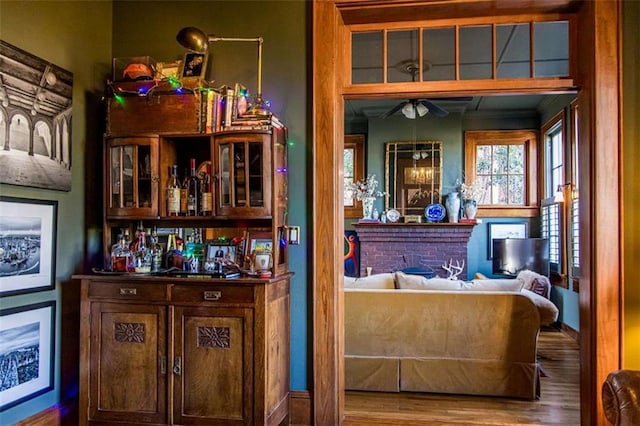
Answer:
[394, 271, 464, 290]
[344, 273, 396, 289]
[461, 278, 525, 292]
[530, 277, 551, 298]
[517, 269, 551, 298]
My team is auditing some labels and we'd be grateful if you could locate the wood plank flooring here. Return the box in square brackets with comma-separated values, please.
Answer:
[344, 328, 580, 426]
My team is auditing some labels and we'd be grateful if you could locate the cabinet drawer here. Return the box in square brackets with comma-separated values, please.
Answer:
[172, 284, 254, 304]
[88, 281, 169, 301]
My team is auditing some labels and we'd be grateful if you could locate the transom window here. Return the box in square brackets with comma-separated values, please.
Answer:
[351, 19, 570, 84]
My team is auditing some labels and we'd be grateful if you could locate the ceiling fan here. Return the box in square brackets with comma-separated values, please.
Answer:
[380, 97, 473, 119]
[381, 58, 473, 119]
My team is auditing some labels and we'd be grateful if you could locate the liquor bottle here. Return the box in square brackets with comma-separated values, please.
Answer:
[167, 164, 181, 216]
[128, 221, 145, 252]
[165, 229, 183, 270]
[110, 233, 132, 272]
[200, 163, 213, 215]
[180, 171, 189, 216]
[149, 227, 163, 273]
[186, 158, 199, 216]
[131, 229, 151, 273]
[183, 228, 204, 272]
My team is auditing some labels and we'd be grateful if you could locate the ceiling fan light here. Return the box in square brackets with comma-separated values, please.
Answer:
[416, 103, 429, 117]
[401, 103, 416, 119]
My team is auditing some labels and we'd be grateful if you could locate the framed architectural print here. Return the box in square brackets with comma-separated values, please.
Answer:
[487, 222, 528, 259]
[0, 40, 73, 191]
[0, 197, 57, 296]
[0, 301, 55, 411]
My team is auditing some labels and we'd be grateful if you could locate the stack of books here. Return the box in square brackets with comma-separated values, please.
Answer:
[220, 83, 285, 131]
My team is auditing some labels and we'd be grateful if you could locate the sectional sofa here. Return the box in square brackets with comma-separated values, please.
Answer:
[344, 270, 559, 400]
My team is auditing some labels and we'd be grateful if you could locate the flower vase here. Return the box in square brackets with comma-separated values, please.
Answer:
[445, 192, 461, 223]
[463, 200, 478, 219]
[361, 197, 375, 220]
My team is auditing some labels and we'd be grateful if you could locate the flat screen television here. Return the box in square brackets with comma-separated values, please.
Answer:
[492, 238, 550, 277]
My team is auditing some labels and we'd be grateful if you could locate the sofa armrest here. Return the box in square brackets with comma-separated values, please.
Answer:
[602, 370, 640, 425]
[521, 289, 558, 326]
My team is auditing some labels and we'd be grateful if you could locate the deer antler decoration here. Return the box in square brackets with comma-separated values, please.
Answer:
[442, 259, 465, 280]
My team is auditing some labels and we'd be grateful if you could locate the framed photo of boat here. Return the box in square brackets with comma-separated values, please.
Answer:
[0, 197, 57, 297]
[0, 301, 55, 411]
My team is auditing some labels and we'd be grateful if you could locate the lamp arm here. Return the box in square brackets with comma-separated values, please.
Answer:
[205, 36, 263, 96]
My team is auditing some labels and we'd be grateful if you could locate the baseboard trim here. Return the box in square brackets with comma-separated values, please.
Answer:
[13, 405, 60, 426]
[560, 322, 580, 342]
[290, 390, 312, 425]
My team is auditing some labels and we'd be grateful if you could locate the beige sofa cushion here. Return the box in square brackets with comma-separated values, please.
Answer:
[462, 278, 525, 292]
[344, 272, 396, 289]
[394, 271, 464, 290]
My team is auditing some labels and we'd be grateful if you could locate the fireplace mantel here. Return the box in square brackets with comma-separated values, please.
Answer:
[353, 222, 477, 278]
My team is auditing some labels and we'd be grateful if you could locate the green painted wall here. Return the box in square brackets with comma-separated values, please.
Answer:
[623, 0, 640, 369]
[0, 1, 112, 424]
[110, 0, 310, 390]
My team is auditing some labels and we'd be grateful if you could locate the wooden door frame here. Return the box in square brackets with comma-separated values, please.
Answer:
[312, 1, 621, 425]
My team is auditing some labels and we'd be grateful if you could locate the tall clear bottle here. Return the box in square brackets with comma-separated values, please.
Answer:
[186, 158, 199, 216]
[149, 227, 163, 272]
[200, 163, 213, 216]
[167, 164, 181, 216]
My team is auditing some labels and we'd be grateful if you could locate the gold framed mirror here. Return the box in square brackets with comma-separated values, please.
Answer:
[384, 141, 442, 217]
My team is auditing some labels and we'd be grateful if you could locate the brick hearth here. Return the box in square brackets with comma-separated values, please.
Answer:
[354, 223, 477, 279]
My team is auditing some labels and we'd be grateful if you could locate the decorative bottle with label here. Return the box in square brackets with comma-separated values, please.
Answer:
[149, 227, 163, 272]
[165, 230, 184, 270]
[131, 229, 151, 273]
[186, 158, 199, 216]
[110, 233, 132, 272]
[167, 164, 181, 216]
[180, 171, 189, 216]
[200, 163, 213, 215]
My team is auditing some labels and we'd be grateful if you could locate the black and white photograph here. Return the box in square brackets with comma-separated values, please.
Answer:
[180, 52, 207, 80]
[0, 197, 57, 296]
[0, 40, 73, 191]
[0, 301, 55, 412]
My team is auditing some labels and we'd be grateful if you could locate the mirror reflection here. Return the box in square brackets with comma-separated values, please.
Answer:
[385, 141, 442, 216]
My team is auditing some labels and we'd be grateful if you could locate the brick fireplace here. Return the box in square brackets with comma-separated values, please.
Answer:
[354, 223, 477, 279]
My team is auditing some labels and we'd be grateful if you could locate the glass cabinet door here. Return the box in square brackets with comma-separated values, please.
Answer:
[106, 137, 158, 217]
[216, 133, 270, 217]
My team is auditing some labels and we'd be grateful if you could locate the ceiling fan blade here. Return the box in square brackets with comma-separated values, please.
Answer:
[380, 102, 407, 118]
[420, 99, 449, 117]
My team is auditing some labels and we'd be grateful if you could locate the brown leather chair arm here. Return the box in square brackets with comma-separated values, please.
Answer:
[602, 370, 640, 426]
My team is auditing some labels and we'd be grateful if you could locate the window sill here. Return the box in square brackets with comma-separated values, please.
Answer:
[477, 205, 539, 218]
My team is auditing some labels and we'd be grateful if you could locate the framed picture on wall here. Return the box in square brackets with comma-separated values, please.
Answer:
[0, 197, 57, 297]
[179, 52, 208, 80]
[0, 301, 56, 412]
[0, 40, 73, 191]
[487, 222, 528, 259]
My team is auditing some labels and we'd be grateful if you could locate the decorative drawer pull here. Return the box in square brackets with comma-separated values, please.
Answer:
[120, 288, 137, 296]
[204, 291, 222, 301]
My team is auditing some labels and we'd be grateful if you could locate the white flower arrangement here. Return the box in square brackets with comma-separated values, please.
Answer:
[346, 174, 386, 201]
[458, 180, 485, 203]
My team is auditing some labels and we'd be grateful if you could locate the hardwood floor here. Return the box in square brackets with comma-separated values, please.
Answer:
[344, 329, 580, 426]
